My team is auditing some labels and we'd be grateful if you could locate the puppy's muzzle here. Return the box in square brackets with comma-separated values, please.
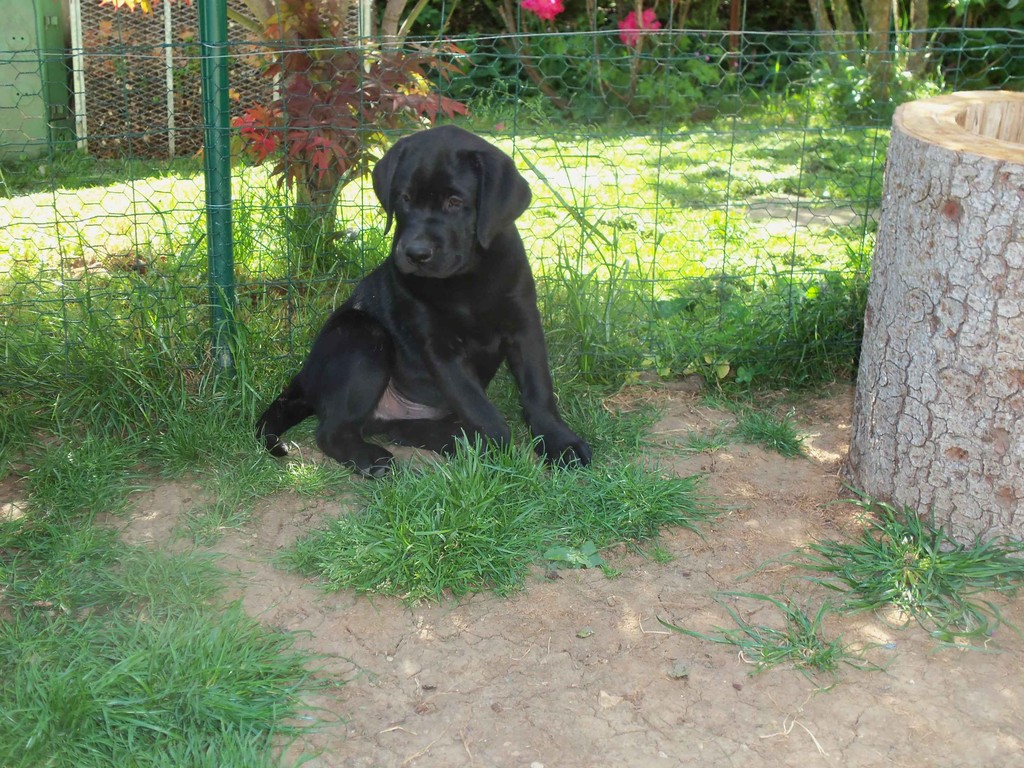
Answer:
[403, 242, 434, 265]
[396, 232, 437, 268]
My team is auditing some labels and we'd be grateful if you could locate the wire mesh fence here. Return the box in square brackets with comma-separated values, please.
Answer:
[1, 13, 1021, 395]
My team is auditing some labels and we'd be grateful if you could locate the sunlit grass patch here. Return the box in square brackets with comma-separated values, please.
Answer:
[1, 433, 321, 768]
[2, 117, 875, 401]
[0, 606, 318, 768]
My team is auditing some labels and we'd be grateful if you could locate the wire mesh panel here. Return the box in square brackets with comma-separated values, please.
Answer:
[1, 20, 1021, 394]
[73, 0, 271, 158]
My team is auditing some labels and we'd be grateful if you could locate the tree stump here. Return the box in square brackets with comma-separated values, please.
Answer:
[847, 90, 1024, 541]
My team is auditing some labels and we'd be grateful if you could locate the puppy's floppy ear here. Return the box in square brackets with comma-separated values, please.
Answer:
[472, 149, 532, 248]
[372, 141, 407, 234]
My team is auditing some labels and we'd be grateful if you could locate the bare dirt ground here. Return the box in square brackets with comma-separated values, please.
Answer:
[116, 384, 1024, 768]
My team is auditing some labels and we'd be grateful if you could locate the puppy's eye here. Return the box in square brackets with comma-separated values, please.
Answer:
[396, 192, 411, 205]
[444, 196, 463, 212]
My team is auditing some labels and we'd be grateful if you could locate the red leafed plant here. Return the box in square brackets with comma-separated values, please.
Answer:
[240, 41, 467, 202]
[233, 0, 468, 269]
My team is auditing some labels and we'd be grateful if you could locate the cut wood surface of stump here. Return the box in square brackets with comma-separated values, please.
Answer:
[847, 90, 1024, 541]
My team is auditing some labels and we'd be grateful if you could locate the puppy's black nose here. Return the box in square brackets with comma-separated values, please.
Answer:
[405, 245, 433, 264]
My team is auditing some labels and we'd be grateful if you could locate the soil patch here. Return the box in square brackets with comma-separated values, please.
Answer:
[109, 384, 1024, 767]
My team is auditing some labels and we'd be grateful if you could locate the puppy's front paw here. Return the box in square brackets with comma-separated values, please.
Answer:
[538, 432, 592, 468]
[559, 439, 593, 467]
[263, 434, 289, 457]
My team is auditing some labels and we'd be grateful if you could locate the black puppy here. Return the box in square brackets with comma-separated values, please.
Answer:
[256, 125, 592, 477]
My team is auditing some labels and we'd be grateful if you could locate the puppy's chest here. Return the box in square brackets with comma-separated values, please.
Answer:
[429, 303, 507, 354]
[405, 301, 505, 360]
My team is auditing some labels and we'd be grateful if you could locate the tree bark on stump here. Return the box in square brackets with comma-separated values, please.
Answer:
[846, 91, 1024, 542]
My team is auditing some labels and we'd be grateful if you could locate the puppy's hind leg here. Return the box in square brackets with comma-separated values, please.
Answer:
[312, 315, 396, 478]
[256, 378, 314, 457]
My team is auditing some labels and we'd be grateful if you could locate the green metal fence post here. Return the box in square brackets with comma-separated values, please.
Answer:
[198, 0, 235, 372]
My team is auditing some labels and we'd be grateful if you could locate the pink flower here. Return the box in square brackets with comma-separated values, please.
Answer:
[521, 0, 565, 22]
[619, 8, 661, 48]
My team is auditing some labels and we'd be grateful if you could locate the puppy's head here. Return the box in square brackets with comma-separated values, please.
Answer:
[372, 126, 531, 279]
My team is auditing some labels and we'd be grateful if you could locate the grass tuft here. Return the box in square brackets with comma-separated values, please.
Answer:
[285, 440, 549, 601]
[284, 438, 713, 601]
[682, 425, 732, 455]
[732, 407, 805, 458]
[798, 496, 1024, 642]
[551, 460, 709, 548]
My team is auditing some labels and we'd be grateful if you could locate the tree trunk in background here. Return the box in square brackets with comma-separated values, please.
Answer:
[907, 0, 931, 75]
[862, 0, 891, 99]
[846, 91, 1024, 542]
[290, 182, 341, 277]
[807, 0, 840, 64]
[829, 0, 860, 63]
[807, 0, 862, 70]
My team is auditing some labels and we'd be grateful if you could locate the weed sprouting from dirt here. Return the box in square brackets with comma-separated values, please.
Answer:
[684, 395, 806, 458]
[798, 496, 1024, 643]
[659, 592, 877, 683]
[682, 425, 733, 455]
